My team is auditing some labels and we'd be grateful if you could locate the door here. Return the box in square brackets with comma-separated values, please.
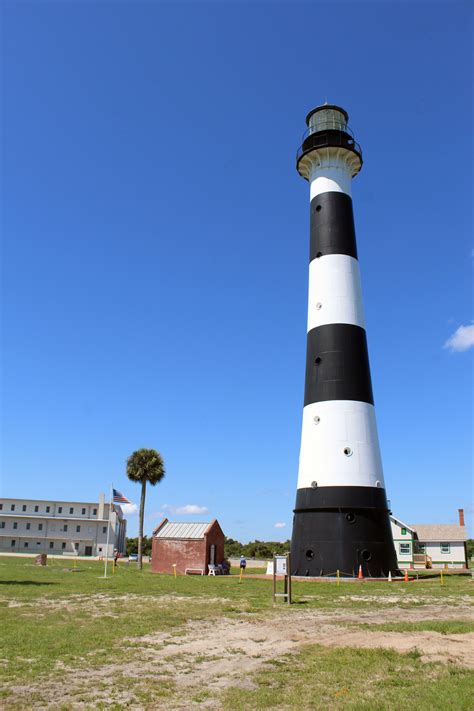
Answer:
[209, 544, 216, 566]
[85, 546, 93, 556]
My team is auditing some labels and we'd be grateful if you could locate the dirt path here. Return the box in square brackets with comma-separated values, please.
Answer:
[5, 600, 474, 708]
[133, 603, 474, 684]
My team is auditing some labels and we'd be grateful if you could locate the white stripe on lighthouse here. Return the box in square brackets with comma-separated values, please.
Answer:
[307, 254, 365, 331]
[309, 152, 354, 199]
[297, 400, 385, 490]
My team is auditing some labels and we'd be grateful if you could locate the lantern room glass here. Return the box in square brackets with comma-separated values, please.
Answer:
[308, 108, 347, 135]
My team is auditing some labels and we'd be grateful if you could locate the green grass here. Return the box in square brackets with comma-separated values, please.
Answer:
[1, 556, 472, 709]
[223, 646, 474, 710]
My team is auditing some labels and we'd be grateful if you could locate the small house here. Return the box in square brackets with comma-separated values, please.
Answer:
[390, 509, 468, 570]
[390, 516, 416, 567]
[151, 518, 225, 575]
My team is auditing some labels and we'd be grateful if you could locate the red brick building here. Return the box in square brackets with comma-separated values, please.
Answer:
[151, 519, 225, 575]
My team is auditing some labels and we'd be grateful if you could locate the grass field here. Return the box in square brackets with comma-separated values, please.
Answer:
[1, 556, 473, 709]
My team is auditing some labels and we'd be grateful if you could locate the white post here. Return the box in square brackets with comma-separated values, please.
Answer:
[103, 483, 113, 578]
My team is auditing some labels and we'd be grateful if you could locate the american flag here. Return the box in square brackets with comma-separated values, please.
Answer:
[113, 489, 131, 504]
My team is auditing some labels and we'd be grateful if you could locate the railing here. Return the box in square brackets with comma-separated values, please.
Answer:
[296, 127, 362, 163]
[302, 118, 356, 142]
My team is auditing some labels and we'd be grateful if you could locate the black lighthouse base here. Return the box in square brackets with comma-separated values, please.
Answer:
[290, 486, 399, 577]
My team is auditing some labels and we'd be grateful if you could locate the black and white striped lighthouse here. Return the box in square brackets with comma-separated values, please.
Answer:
[290, 104, 398, 577]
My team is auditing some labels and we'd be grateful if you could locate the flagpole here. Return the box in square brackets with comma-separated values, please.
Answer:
[103, 483, 113, 578]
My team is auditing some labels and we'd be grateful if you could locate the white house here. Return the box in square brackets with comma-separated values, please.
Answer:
[390, 509, 468, 570]
[0, 494, 127, 557]
[390, 516, 416, 567]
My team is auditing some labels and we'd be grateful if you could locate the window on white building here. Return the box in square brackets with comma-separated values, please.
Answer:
[0, 522, 4, 529]
[13, 522, 17, 530]
[63, 525, 68, 532]
[69, 508, 74, 514]
[74, 543, 79, 550]
[102, 526, 107, 534]
[58, 507, 62, 513]
[24, 542, 28, 548]
[62, 542, 66, 550]
[399, 543, 411, 555]
[34, 505, 39, 512]
[36, 541, 41, 546]
[82, 508, 86, 515]
[440, 543, 450, 554]
[22, 505, 27, 512]
[38, 524, 43, 531]
[401, 527, 407, 535]
[93, 508, 97, 516]
[0, 503, 2, 510]
[49, 542, 54, 549]
[76, 525, 80, 533]
[46, 506, 50, 513]
[11, 505, 15, 511]
[26, 523, 31, 530]
[11, 539, 15, 547]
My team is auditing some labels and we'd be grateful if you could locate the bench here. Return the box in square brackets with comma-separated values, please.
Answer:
[185, 568, 204, 576]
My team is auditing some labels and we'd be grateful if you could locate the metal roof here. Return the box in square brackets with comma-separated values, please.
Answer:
[154, 522, 210, 539]
[412, 524, 467, 542]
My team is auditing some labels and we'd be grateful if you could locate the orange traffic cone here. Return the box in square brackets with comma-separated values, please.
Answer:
[358, 564, 363, 579]
[404, 569, 409, 582]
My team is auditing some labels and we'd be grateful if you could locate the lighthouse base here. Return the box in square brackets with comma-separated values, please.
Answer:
[290, 486, 399, 577]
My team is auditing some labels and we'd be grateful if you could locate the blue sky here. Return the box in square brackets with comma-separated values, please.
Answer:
[2, 1, 472, 539]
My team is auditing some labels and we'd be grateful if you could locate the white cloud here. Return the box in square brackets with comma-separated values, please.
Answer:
[146, 511, 164, 521]
[444, 324, 474, 352]
[163, 504, 209, 515]
[274, 522, 286, 529]
[120, 503, 138, 515]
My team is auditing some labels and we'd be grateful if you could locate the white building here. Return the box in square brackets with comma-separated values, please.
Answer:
[390, 516, 416, 568]
[0, 494, 126, 557]
[390, 509, 468, 570]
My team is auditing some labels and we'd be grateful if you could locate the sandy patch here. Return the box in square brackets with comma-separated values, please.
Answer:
[130, 604, 474, 677]
[4, 600, 473, 708]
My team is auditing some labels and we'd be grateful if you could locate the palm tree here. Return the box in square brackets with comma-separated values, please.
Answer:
[126, 448, 165, 569]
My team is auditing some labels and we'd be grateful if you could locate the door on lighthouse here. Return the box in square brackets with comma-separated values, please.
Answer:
[209, 544, 216, 566]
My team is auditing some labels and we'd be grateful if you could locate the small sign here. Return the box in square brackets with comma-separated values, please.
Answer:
[275, 556, 287, 574]
[272, 553, 292, 605]
[266, 557, 287, 575]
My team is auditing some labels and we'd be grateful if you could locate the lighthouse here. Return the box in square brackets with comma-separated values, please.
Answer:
[290, 104, 398, 577]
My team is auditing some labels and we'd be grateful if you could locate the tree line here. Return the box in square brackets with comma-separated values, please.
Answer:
[224, 537, 291, 559]
[126, 536, 474, 563]
[126, 536, 153, 556]
[125, 536, 291, 560]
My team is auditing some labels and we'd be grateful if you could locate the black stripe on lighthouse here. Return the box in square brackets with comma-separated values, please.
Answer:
[310, 192, 358, 261]
[304, 324, 374, 406]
